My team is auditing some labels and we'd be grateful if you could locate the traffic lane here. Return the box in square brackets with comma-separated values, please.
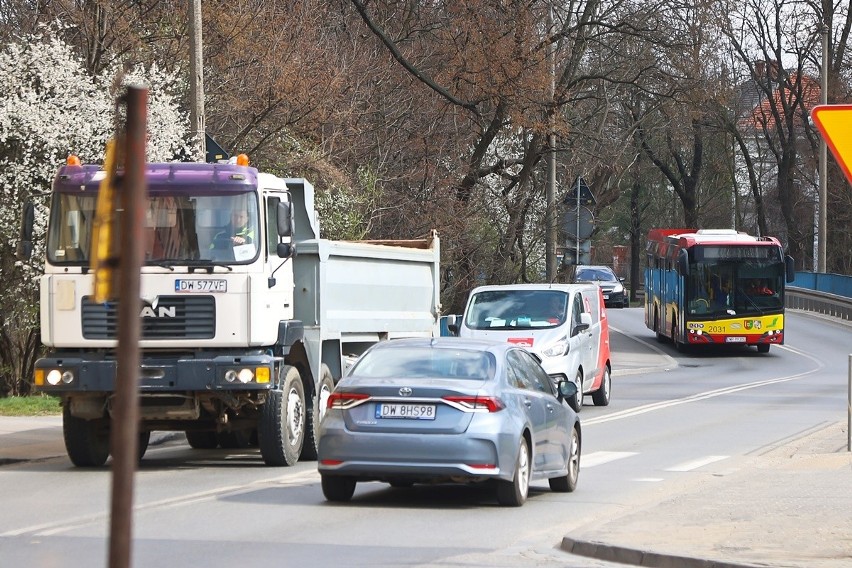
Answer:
[0, 458, 628, 568]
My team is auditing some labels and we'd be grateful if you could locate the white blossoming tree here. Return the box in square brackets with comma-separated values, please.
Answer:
[0, 28, 189, 396]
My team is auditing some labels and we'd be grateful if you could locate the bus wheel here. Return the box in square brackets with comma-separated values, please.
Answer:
[757, 344, 770, 353]
[654, 311, 666, 343]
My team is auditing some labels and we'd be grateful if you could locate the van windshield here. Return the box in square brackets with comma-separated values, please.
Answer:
[465, 290, 568, 330]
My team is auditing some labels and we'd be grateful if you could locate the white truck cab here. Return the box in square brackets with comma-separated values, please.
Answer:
[450, 283, 611, 411]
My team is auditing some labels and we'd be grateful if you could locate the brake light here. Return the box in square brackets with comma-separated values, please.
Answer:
[442, 395, 505, 412]
[327, 392, 370, 409]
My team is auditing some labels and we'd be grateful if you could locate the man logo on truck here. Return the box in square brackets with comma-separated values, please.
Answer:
[140, 298, 176, 318]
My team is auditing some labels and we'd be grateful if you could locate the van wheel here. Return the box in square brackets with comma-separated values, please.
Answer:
[591, 366, 611, 406]
[568, 371, 583, 413]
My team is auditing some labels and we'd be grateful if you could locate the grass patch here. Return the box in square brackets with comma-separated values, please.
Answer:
[0, 395, 62, 416]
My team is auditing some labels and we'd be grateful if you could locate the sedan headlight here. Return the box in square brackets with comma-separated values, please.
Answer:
[612, 282, 624, 294]
[541, 337, 569, 358]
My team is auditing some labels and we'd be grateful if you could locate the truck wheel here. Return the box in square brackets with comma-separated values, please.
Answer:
[137, 431, 151, 462]
[63, 405, 110, 467]
[185, 431, 218, 449]
[301, 364, 334, 461]
[259, 365, 305, 466]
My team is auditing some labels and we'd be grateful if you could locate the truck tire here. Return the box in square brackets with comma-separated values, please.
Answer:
[259, 365, 305, 466]
[138, 431, 151, 462]
[63, 405, 110, 467]
[301, 364, 334, 461]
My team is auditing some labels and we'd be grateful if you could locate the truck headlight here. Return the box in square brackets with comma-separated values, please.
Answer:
[44, 369, 74, 385]
[223, 368, 256, 383]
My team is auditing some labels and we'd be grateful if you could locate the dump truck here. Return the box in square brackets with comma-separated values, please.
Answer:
[19, 156, 440, 467]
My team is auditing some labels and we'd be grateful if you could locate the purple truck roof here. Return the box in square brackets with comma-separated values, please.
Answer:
[53, 162, 260, 195]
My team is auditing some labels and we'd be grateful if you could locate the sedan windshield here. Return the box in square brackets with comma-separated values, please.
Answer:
[575, 267, 617, 282]
[350, 347, 495, 380]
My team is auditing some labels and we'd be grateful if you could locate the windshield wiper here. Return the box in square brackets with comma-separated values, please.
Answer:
[144, 260, 175, 271]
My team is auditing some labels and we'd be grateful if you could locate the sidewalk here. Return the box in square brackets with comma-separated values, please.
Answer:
[562, 420, 852, 568]
[0, 415, 64, 465]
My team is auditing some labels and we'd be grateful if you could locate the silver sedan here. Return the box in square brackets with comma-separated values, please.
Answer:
[317, 337, 581, 507]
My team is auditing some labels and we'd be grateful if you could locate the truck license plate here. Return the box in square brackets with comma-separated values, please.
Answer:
[375, 403, 436, 420]
[175, 279, 227, 293]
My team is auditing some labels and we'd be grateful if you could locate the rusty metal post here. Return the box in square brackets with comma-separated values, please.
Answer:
[108, 86, 148, 568]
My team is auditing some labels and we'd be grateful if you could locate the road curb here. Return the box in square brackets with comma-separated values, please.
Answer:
[560, 536, 762, 568]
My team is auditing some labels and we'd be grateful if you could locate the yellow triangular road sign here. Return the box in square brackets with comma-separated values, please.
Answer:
[812, 104, 852, 185]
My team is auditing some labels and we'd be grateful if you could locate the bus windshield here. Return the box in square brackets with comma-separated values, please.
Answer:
[686, 245, 784, 317]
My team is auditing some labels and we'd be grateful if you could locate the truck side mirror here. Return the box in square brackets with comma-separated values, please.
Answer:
[785, 255, 795, 283]
[16, 201, 34, 260]
[276, 242, 295, 258]
[277, 201, 293, 237]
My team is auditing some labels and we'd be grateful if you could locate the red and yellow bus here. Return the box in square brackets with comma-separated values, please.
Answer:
[644, 229, 795, 353]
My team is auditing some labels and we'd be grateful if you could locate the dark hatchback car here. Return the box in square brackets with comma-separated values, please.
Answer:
[317, 337, 582, 507]
[573, 265, 628, 308]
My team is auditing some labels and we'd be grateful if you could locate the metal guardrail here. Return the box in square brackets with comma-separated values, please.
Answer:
[785, 286, 852, 322]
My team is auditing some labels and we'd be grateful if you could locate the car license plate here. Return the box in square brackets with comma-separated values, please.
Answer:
[375, 403, 436, 420]
[175, 279, 227, 293]
[726, 336, 746, 343]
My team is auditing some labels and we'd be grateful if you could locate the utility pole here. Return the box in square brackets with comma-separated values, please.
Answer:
[818, 23, 829, 272]
[189, 0, 206, 162]
[545, 7, 558, 281]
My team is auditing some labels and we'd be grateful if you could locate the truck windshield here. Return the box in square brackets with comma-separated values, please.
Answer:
[465, 290, 568, 330]
[46, 191, 261, 265]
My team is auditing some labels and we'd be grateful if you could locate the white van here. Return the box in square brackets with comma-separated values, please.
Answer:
[449, 283, 612, 411]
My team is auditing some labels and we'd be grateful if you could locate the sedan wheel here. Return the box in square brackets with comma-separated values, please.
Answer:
[497, 438, 530, 507]
[550, 425, 580, 493]
[321, 475, 356, 502]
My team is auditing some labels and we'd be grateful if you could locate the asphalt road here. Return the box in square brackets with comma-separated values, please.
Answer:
[1, 307, 850, 567]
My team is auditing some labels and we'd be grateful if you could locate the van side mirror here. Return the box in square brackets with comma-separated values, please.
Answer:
[277, 201, 293, 237]
[446, 314, 459, 335]
[572, 312, 592, 336]
[16, 201, 34, 260]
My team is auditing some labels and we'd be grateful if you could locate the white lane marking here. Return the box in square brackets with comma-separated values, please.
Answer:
[584, 345, 825, 427]
[633, 477, 664, 482]
[1, 468, 319, 537]
[665, 455, 728, 472]
[582, 451, 637, 468]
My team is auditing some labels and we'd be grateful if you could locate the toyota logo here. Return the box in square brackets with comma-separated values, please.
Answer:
[398, 387, 413, 397]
